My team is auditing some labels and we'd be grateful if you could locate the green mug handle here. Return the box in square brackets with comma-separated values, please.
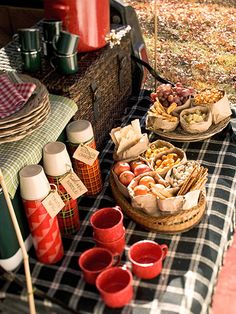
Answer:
[52, 35, 59, 52]
[12, 34, 21, 52]
[50, 56, 57, 70]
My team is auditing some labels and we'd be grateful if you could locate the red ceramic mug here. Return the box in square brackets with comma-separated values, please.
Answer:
[96, 266, 133, 308]
[78, 247, 120, 285]
[94, 228, 126, 255]
[128, 240, 168, 279]
[90, 206, 124, 242]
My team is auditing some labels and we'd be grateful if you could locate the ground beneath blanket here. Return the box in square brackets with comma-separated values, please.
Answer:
[124, 0, 236, 103]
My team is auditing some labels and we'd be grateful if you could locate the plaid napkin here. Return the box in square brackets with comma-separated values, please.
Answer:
[0, 74, 36, 119]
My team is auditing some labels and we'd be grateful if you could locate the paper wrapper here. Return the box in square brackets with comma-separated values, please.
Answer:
[157, 189, 201, 214]
[151, 147, 187, 177]
[128, 171, 169, 215]
[194, 91, 231, 124]
[113, 133, 149, 161]
[130, 193, 158, 215]
[23, 199, 64, 264]
[141, 139, 174, 162]
[171, 97, 192, 117]
[180, 106, 212, 134]
[146, 112, 179, 132]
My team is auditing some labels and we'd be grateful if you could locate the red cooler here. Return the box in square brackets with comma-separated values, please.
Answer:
[44, 0, 110, 52]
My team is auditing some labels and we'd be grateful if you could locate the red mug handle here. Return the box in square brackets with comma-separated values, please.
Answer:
[160, 244, 168, 261]
[114, 205, 122, 211]
[112, 254, 121, 266]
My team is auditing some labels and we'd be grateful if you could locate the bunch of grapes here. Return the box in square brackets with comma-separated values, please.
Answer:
[151, 83, 195, 107]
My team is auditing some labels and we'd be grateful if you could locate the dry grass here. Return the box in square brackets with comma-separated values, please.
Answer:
[124, 0, 236, 102]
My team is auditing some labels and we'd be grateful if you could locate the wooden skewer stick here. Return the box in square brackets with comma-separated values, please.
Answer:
[0, 169, 36, 314]
[154, 0, 158, 90]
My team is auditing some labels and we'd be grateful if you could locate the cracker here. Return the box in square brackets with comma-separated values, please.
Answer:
[177, 165, 199, 195]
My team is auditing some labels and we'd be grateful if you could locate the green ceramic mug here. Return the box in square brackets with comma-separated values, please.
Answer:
[42, 19, 62, 43]
[53, 30, 79, 55]
[14, 28, 41, 52]
[42, 41, 54, 58]
[51, 52, 78, 75]
[21, 51, 41, 73]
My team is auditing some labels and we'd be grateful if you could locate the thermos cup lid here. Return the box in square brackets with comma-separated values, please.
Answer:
[43, 141, 72, 176]
[66, 120, 94, 144]
[19, 164, 50, 201]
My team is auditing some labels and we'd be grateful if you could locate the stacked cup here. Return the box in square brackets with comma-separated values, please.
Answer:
[14, 28, 41, 72]
[43, 141, 80, 235]
[42, 19, 62, 58]
[19, 164, 64, 264]
[90, 206, 126, 256]
[51, 30, 79, 75]
[78, 247, 133, 308]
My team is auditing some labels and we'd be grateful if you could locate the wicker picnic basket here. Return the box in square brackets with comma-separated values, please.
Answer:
[36, 35, 132, 150]
[110, 173, 206, 234]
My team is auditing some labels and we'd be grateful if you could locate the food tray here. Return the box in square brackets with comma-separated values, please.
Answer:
[110, 173, 206, 234]
[146, 115, 231, 142]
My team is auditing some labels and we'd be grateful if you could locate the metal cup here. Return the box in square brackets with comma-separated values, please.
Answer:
[53, 30, 79, 55]
[14, 28, 41, 52]
[21, 50, 41, 73]
[42, 19, 62, 43]
[42, 41, 54, 58]
[51, 52, 78, 75]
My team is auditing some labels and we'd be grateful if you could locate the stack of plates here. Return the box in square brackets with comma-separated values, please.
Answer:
[0, 74, 50, 144]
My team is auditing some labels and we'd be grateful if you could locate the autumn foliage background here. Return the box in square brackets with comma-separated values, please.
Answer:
[124, 0, 236, 103]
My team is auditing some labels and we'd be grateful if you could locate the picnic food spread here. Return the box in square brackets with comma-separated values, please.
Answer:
[146, 83, 232, 135]
[110, 119, 208, 219]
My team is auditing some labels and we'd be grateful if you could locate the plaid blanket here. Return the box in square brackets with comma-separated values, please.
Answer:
[0, 74, 36, 118]
[0, 91, 236, 314]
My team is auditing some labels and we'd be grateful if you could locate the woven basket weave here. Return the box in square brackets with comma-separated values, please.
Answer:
[110, 174, 206, 234]
[35, 35, 132, 149]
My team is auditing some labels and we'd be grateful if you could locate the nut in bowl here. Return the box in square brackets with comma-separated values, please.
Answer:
[165, 160, 200, 189]
[180, 106, 212, 134]
[157, 161, 208, 215]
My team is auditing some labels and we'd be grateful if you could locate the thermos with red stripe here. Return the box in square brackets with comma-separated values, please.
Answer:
[43, 141, 80, 235]
[66, 120, 103, 196]
[19, 165, 64, 264]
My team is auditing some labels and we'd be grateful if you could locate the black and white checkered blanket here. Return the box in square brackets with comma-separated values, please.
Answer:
[1, 91, 236, 314]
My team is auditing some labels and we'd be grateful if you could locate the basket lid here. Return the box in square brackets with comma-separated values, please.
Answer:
[66, 120, 94, 144]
